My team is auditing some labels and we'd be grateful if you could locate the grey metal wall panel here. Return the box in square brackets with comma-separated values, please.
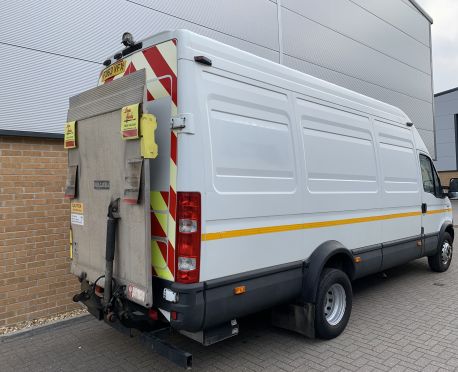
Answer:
[434, 93, 458, 171]
[130, 0, 279, 51]
[283, 54, 433, 133]
[401, 0, 416, 10]
[436, 139, 456, 158]
[281, 7, 432, 103]
[349, 0, 431, 45]
[0, 0, 278, 136]
[436, 157, 456, 171]
[0, 0, 278, 64]
[417, 129, 435, 157]
[282, 0, 431, 74]
[0, 0, 434, 156]
[435, 114, 455, 132]
[435, 92, 458, 116]
[0, 43, 98, 134]
[436, 127, 455, 145]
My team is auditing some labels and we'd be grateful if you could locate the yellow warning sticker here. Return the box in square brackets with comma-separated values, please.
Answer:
[71, 202, 84, 214]
[64, 121, 77, 149]
[121, 104, 140, 139]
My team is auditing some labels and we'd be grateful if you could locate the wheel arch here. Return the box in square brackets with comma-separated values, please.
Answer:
[445, 224, 454, 242]
[439, 222, 454, 249]
[301, 240, 354, 304]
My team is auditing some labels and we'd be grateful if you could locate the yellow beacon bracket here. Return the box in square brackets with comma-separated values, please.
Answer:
[140, 114, 158, 159]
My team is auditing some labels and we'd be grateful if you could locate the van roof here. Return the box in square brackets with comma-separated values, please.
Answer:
[109, 29, 412, 127]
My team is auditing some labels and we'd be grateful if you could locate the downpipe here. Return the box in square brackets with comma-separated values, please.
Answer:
[103, 198, 121, 309]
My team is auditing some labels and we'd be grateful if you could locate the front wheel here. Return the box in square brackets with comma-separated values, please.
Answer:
[315, 268, 352, 339]
[428, 232, 453, 272]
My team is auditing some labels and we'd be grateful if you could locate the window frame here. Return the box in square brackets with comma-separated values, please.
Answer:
[419, 154, 444, 198]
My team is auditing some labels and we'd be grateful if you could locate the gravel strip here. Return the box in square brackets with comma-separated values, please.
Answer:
[0, 308, 88, 336]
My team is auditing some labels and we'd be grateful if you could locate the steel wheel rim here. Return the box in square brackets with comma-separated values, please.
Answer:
[441, 241, 453, 265]
[324, 283, 346, 326]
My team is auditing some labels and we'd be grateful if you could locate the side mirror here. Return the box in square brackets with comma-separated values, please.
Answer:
[448, 178, 458, 200]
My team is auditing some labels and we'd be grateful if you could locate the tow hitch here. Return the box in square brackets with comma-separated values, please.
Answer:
[110, 320, 193, 369]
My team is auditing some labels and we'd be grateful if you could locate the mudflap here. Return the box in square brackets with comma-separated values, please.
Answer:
[271, 303, 316, 339]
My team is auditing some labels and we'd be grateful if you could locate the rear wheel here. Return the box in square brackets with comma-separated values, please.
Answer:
[428, 232, 453, 272]
[315, 268, 352, 339]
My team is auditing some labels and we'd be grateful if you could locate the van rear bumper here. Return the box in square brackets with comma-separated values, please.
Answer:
[153, 261, 304, 332]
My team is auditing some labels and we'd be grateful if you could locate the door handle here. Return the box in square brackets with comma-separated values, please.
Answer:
[422, 203, 427, 214]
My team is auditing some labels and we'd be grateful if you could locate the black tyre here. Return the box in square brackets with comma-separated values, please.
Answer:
[428, 232, 453, 273]
[315, 268, 352, 339]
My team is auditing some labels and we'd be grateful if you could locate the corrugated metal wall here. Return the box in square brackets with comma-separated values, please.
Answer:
[0, 0, 435, 154]
[434, 91, 458, 171]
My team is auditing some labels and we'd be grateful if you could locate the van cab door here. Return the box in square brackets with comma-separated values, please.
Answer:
[419, 153, 447, 255]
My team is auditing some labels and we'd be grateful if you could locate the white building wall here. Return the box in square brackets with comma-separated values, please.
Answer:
[0, 0, 435, 154]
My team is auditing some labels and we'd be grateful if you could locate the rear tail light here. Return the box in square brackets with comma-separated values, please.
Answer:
[148, 308, 158, 321]
[176, 192, 201, 283]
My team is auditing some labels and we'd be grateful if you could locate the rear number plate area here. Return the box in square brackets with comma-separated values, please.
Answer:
[100, 60, 126, 82]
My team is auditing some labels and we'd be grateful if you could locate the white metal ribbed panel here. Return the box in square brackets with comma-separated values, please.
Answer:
[282, 55, 434, 138]
[0, 0, 434, 155]
[0, 0, 278, 135]
[130, 0, 279, 51]
[281, 8, 432, 103]
[282, 0, 431, 74]
[0, 0, 278, 64]
[350, 0, 431, 46]
[0, 43, 99, 134]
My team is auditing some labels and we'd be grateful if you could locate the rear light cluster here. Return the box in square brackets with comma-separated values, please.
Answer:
[176, 192, 201, 284]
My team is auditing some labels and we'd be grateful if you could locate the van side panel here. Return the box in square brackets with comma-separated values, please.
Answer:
[374, 120, 422, 269]
[196, 68, 304, 280]
[178, 43, 439, 283]
[298, 99, 380, 210]
[297, 98, 382, 273]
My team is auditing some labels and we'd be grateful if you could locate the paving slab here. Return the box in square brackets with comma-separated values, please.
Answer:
[1, 258, 457, 371]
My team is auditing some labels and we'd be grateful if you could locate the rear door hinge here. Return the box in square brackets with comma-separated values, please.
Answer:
[171, 114, 194, 134]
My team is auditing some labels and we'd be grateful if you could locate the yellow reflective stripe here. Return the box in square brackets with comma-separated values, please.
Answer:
[151, 240, 167, 269]
[168, 214, 176, 249]
[155, 212, 168, 234]
[151, 191, 167, 211]
[427, 208, 452, 215]
[151, 241, 174, 280]
[201, 209, 452, 242]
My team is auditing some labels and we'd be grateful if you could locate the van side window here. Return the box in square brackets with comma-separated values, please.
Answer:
[419, 154, 434, 194]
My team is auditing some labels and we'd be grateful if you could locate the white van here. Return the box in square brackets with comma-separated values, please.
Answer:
[67, 30, 454, 366]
